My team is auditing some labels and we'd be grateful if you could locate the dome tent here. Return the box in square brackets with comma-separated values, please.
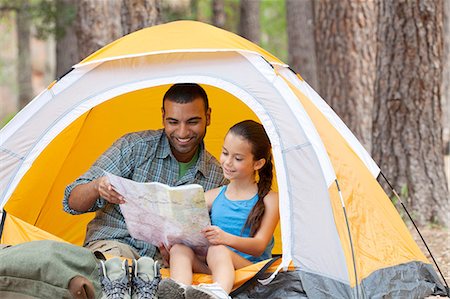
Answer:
[0, 21, 446, 298]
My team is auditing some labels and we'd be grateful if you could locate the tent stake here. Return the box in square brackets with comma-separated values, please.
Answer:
[380, 172, 450, 295]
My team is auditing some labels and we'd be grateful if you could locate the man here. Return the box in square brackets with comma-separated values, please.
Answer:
[63, 83, 226, 260]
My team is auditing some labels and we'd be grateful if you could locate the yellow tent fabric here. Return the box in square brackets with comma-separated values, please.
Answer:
[5, 85, 281, 247]
[287, 80, 428, 283]
[2, 85, 284, 288]
[160, 258, 295, 288]
[0, 213, 65, 245]
[79, 20, 284, 67]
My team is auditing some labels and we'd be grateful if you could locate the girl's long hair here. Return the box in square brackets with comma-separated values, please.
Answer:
[229, 120, 273, 237]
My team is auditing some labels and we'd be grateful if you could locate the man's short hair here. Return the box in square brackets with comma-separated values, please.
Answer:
[162, 83, 209, 111]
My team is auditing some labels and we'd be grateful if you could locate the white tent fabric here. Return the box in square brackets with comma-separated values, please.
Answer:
[277, 67, 380, 178]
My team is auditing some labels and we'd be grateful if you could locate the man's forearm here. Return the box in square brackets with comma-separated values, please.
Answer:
[68, 179, 100, 212]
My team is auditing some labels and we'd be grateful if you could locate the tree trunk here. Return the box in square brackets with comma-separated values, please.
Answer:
[212, 0, 226, 29]
[76, 0, 161, 60]
[55, 0, 78, 78]
[16, 4, 33, 109]
[443, 0, 450, 154]
[75, 0, 123, 60]
[315, 0, 378, 153]
[239, 0, 260, 44]
[121, 0, 161, 35]
[373, 0, 449, 226]
[286, 0, 318, 90]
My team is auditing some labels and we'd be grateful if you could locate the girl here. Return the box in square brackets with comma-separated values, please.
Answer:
[158, 120, 279, 299]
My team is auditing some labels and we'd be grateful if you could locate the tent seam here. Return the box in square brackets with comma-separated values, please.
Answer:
[282, 142, 312, 153]
[75, 49, 288, 69]
[238, 52, 298, 270]
[0, 147, 24, 160]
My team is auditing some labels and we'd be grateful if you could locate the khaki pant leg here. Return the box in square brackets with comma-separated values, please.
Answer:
[85, 240, 140, 259]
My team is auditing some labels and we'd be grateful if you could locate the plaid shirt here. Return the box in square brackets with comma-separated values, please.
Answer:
[63, 129, 226, 258]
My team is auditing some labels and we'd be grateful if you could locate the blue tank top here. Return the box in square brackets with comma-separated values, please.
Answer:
[210, 186, 274, 263]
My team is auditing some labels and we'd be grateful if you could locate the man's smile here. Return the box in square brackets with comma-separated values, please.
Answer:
[175, 136, 194, 144]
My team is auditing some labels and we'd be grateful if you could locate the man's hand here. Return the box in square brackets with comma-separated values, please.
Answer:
[202, 225, 229, 245]
[95, 176, 126, 204]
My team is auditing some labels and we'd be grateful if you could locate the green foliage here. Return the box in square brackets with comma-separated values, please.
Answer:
[400, 184, 409, 198]
[0, 112, 16, 129]
[260, 0, 287, 63]
[0, 0, 76, 40]
[162, 0, 211, 23]
[160, 0, 288, 63]
[161, 1, 193, 22]
[220, 0, 288, 63]
[31, 0, 76, 40]
[196, 0, 213, 22]
[390, 184, 413, 223]
[390, 184, 409, 205]
[223, 0, 240, 33]
[0, 14, 17, 91]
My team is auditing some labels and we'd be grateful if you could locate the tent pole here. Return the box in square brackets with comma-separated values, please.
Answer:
[380, 172, 450, 294]
[335, 180, 363, 299]
[0, 209, 6, 241]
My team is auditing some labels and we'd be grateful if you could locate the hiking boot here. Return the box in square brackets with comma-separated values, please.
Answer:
[157, 278, 186, 299]
[99, 257, 131, 299]
[130, 257, 161, 299]
[185, 283, 230, 299]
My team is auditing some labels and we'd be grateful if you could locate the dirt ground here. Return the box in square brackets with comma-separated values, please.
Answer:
[412, 226, 450, 298]
[417, 155, 449, 297]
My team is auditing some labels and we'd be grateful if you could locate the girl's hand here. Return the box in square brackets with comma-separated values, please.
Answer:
[202, 225, 228, 245]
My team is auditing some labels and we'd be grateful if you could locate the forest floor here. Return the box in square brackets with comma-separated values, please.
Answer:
[413, 225, 449, 298]
[413, 226, 449, 280]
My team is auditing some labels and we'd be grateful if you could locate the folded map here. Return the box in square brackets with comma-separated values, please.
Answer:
[105, 172, 210, 255]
